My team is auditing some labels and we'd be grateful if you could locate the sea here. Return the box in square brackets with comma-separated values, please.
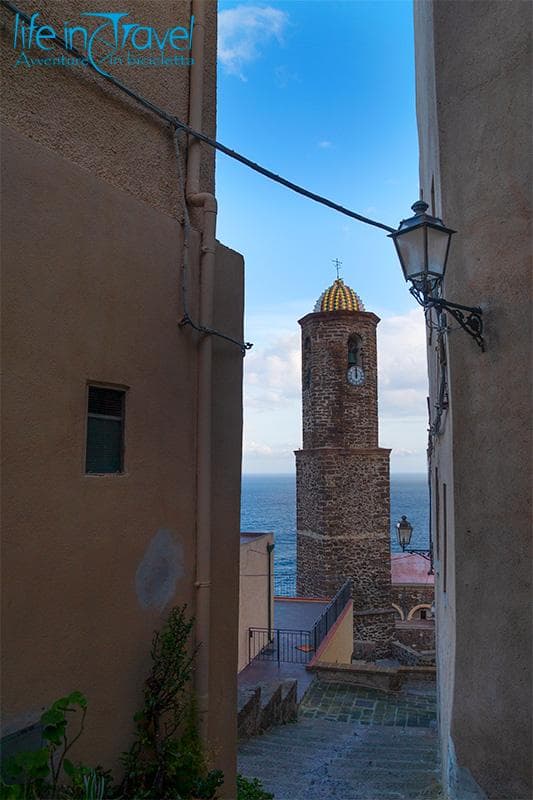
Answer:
[241, 473, 429, 574]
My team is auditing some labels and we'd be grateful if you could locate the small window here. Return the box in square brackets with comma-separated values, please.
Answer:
[348, 334, 363, 367]
[85, 386, 125, 474]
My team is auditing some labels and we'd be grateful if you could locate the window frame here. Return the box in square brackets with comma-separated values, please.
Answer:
[84, 383, 127, 476]
[347, 333, 363, 368]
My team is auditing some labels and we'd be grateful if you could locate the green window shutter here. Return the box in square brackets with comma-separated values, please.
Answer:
[85, 387, 125, 474]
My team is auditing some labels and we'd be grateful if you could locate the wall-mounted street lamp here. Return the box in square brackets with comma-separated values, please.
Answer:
[396, 515, 434, 575]
[389, 199, 484, 351]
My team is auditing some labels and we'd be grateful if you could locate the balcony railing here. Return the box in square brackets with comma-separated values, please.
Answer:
[248, 627, 312, 665]
[311, 578, 352, 652]
[249, 577, 352, 665]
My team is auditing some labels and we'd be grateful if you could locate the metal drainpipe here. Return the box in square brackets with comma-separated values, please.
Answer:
[187, 0, 216, 745]
[267, 543, 275, 639]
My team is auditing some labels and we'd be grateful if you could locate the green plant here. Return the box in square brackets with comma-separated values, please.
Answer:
[236, 775, 274, 800]
[60, 764, 114, 799]
[2, 692, 89, 799]
[120, 605, 223, 799]
[1, 750, 49, 800]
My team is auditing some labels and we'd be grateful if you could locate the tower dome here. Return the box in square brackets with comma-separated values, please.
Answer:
[314, 278, 365, 313]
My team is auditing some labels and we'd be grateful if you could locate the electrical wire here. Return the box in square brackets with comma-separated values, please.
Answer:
[173, 128, 253, 353]
[0, 0, 397, 235]
[1, 0, 400, 353]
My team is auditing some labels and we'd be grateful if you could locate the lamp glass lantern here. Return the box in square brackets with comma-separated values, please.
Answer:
[389, 199, 456, 296]
[396, 515, 413, 550]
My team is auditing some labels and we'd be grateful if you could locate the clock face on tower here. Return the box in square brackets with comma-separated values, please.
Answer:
[347, 365, 365, 386]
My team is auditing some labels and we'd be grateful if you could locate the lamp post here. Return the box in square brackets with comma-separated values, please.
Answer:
[389, 199, 484, 351]
[396, 515, 434, 575]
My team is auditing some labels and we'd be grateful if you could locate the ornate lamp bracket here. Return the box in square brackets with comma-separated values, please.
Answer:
[409, 286, 484, 351]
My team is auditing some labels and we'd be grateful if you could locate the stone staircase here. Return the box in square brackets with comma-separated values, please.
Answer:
[238, 680, 298, 738]
[238, 683, 441, 800]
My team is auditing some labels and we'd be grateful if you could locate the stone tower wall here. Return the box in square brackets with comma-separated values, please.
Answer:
[300, 310, 379, 450]
[296, 447, 391, 603]
[296, 307, 393, 658]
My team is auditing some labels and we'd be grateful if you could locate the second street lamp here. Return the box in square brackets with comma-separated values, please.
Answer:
[396, 515, 414, 550]
[396, 515, 434, 575]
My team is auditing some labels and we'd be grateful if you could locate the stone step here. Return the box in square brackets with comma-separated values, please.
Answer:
[251, 733, 437, 757]
[240, 734, 436, 757]
[241, 739, 437, 763]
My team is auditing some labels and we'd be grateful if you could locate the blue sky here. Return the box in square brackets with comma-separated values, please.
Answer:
[216, 1, 428, 474]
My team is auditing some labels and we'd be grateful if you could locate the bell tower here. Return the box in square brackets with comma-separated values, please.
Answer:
[296, 278, 394, 658]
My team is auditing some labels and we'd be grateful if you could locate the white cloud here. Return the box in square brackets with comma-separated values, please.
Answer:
[218, 5, 288, 79]
[318, 140, 332, 149]
[244, 441, 273, 456]
[377, 310, 428, 419]
[244, 440, 294, 457]
[244, 332, 301, 410]
[242, 307, 429, 472]
[393, 448, 420, 457]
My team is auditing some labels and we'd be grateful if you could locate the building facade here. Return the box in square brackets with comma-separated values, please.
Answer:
[414, 1, 532, 797]
[238, 532, 274, 673]
[296, 279, 394, 658]
[1, 1, 244, 794]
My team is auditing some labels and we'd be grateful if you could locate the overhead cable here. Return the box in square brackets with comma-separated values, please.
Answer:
[1, 0, 397, 235]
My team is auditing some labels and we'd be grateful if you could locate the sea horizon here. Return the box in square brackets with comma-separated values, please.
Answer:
[240, 472, 430, 574]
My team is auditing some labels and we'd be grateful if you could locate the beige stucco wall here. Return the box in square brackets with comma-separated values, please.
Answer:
[414, 2, 532, 798]
[238, 533, 274, 672]
[0, 0, 216, 216]
[313, 600, 354, 665]
[208, 241, 244, 790]
[1, 123, 244, 793]
[1, 2, 245, 793]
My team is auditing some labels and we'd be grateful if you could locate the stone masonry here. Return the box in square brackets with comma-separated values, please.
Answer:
[296, 303, 394, 658]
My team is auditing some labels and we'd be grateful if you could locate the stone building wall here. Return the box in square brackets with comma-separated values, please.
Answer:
[392, 585, 434, 621]
[354, 610, 396, 660]
[391, 641, 436, 667]
[394, 622, 435, 651]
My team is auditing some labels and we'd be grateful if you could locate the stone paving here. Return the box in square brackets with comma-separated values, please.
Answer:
[238, 680, 440, 800]
[300, 681, 437, 729]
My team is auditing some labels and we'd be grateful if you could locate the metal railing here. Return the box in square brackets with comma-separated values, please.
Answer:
[248, 578, 352, 665]
[311, 579, 352, 652]
[248, 627, 312, 665]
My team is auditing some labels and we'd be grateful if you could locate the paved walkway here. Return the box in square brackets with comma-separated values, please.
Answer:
[301, 681, 436, 728]
[238, 680, 440, 800]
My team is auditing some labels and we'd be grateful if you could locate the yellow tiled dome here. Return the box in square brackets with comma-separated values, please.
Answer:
[314, 279, 365, 313]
